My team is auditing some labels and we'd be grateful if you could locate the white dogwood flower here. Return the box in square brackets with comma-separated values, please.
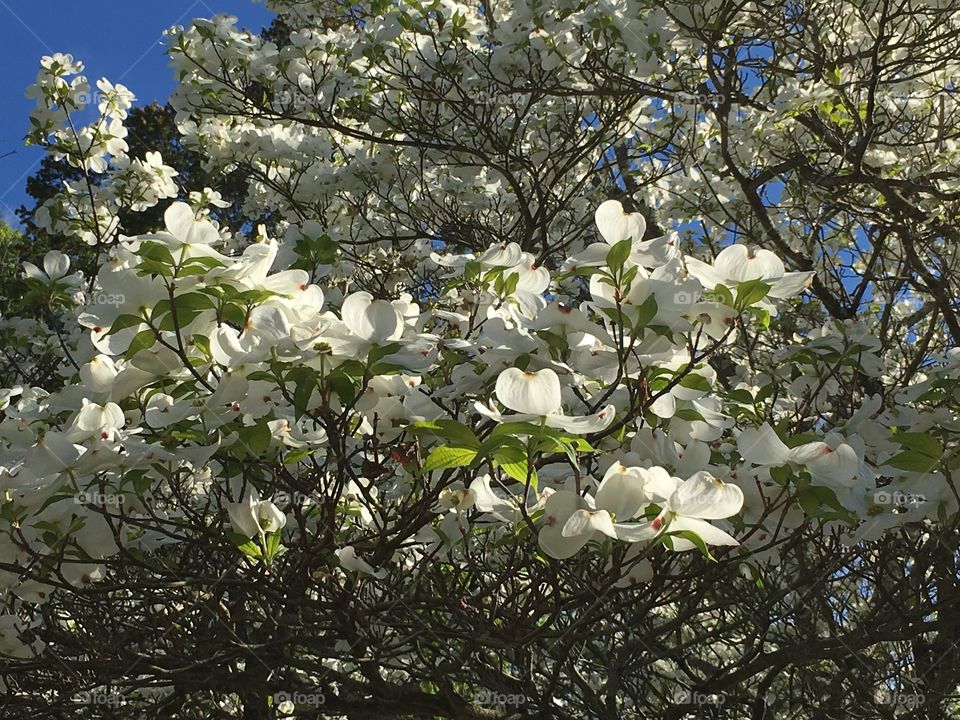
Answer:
[475, 367, 615, 435]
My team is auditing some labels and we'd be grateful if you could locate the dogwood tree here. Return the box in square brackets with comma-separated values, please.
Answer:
[2, 0, 960, 718]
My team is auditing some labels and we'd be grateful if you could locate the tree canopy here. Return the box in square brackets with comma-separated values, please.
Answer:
[1, 1, 960, 718]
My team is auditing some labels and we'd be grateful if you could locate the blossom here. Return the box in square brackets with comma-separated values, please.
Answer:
[22, 250, 81, 288]
[475, 367, 615, 435]
[538, 464, 672, 559]
[652, 472, 744, 551]
[738, 424, 862, 491]
[684, 244, 814, 303]
[335, 546, 387, 579]
[226, 490, 287, 538]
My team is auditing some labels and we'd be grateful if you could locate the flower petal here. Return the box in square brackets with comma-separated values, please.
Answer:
[664, 516, 739, 550]
[495, 367, 562, 416]
[595, 199, 646, 245]
[342, 291, 404, 343]
[738, 424, 791, 466]
[668, 472, 744, 519]
[595, 463, 653, 519]
[562, 508, 617, 539]
[545, 404, 615, 435]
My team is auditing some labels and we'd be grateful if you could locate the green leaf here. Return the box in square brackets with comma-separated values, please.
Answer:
[885, 450, 939, 474]
[174, 292, 217, 312]
[421, 445, 477, 472]
[678, 373, 711, 393]
[367, 342, 403, 367]
[605, 238, 632, 273]
[711, 283, 735, 306]
[136, 260, 174, 278]
[894, 432, 942, 460]
[106, 313, 145, 336]
[125, 329, 157, 359]
[408, 419, 480, 449]
[634, 294, 659, 331]
[286, 367, 317, 420]
[229, 532, 262, 559]
[663, 529, 716, 561]
[726, 389, 755, 404]
[769, 464, 792, 485]
[751, 306, 771, 330]
[463, 259, 482, 281]
[137, 241, 176, 266]
[182, 254, 225, 269]
[237, 422, 273, 456]
[491, 421, 555, 439]
[264, 531, 284, 562]
[735, 279, 771, 308]
[192, 334, 211, 360]
[493, 446, 537, 488]
[284, 448, 313, 465]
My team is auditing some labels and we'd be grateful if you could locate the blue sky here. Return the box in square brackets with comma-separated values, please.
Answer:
[0, 0, 276, 226]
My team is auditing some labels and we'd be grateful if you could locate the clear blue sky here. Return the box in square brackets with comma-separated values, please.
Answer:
[0, 0, 276, 226]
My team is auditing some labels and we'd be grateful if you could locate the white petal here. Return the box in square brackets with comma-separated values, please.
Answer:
[43, 251, 70, 279]
[738, 424, 791, 466]
[804, 443, 860, 488]
[788, 441, 830, 464]
[768, 271, 814, 299]
[478, 242, 524, 267]
[256, 501, 287, 533]
[545, 404, 615, 435]
[683, 256, 726, 290]
[714, 244, 784, 282]
[595, 200, 646, 245]
[22, 262, 45, 281]
[468, 475, 519, 523]
[75, 514, 120, 559]
[538, 529, 592, 559]
[614, 555, 654, 587]
[336, 546, 386, 578]
[562, 509, 617, 538]
[537, 491, 591, 559]
[595, 463, 652, 519]
[664, 516, 740, 550]
[649, 393, 676, 419]
[164, 202, 219, 245]
[79, 355, 118, 393]
[495, 367, 561, 416]
[473, 400, 540, 426]
[612, 521, 658, 542]
[210, 326, 245, 366]
[639, 466, 681, 502]
[668, 472, 744, 519]
[342, 291, 404, 343]
[227, 494, 261, 537]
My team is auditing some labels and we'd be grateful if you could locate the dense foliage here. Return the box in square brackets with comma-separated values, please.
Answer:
[2, 1, 960, 718]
